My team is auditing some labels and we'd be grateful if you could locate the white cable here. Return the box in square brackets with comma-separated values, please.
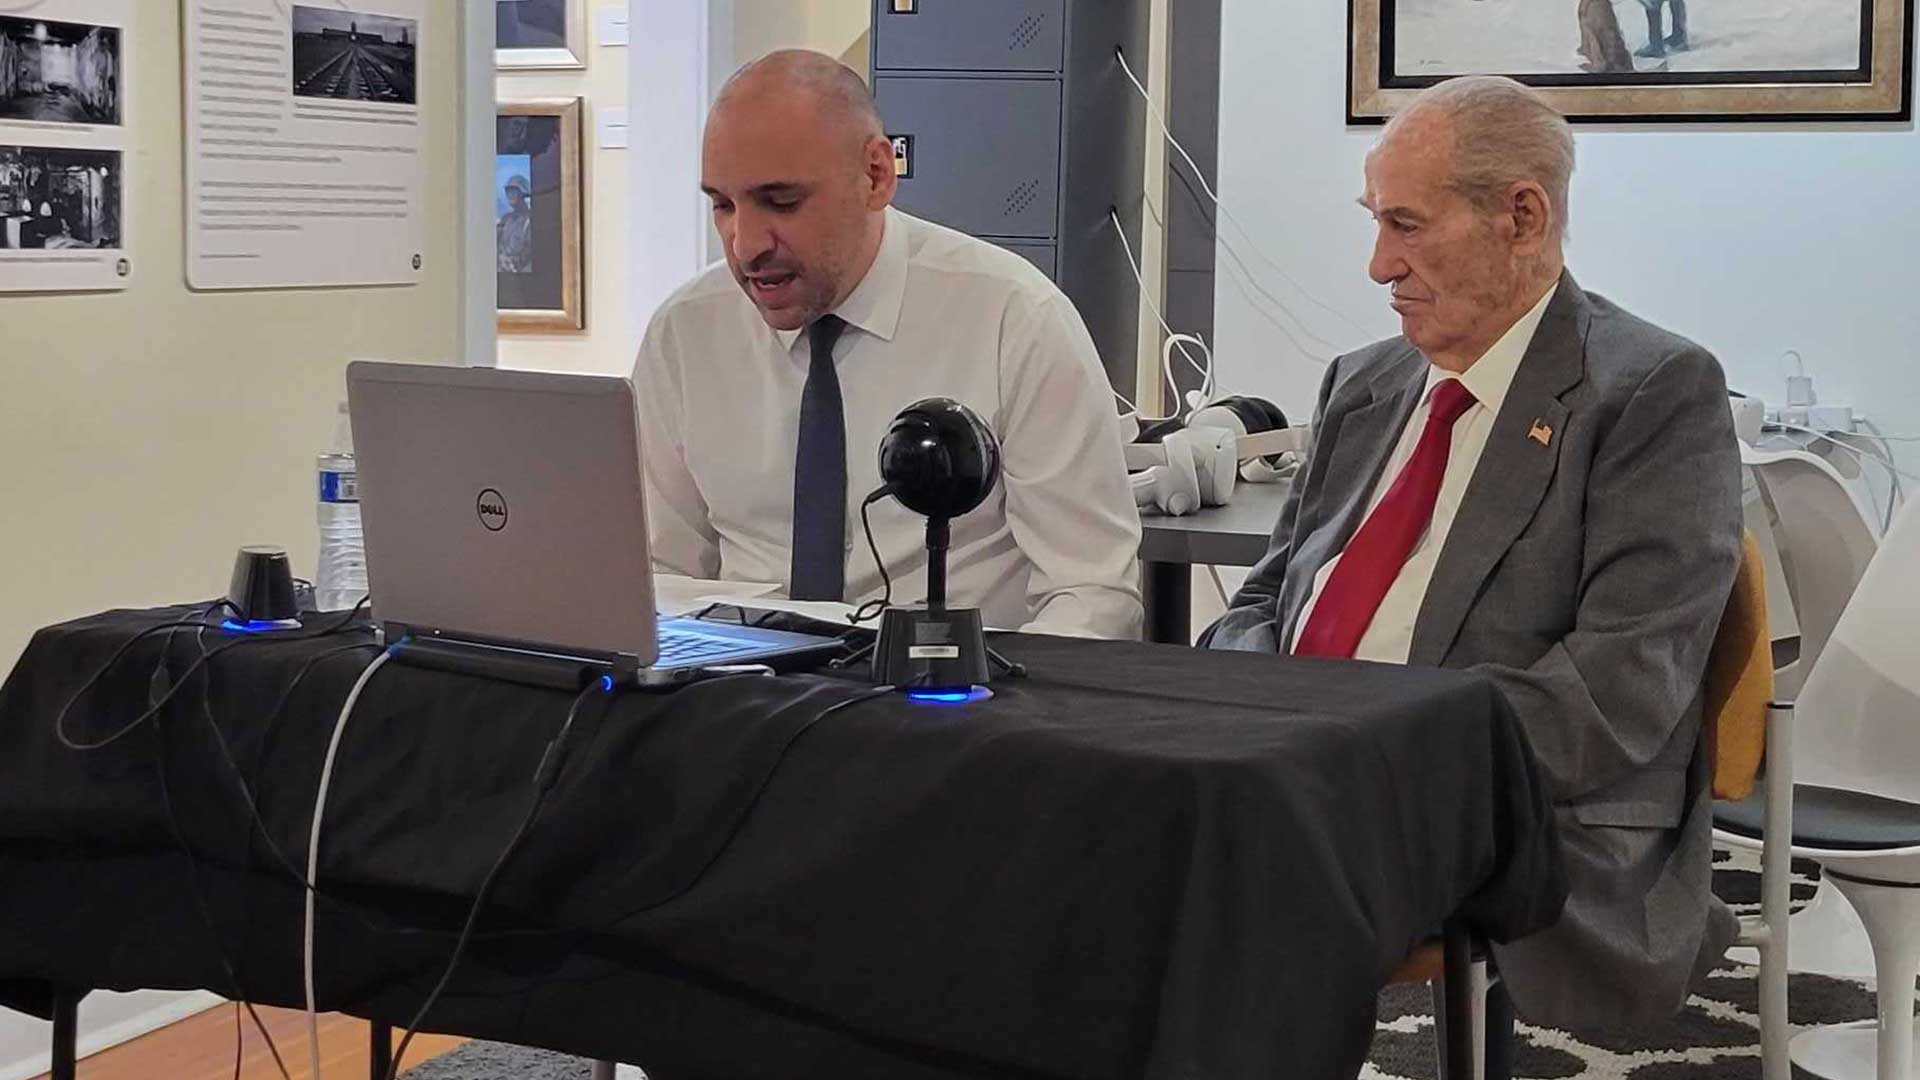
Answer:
[1850, 420, 1920, 442]
[1109, 208, 1209, 422]
[1114, 47, 1367, 342]
[1132, 178, 1335, 370]
[1769, 420, 1919, 540]
[304, 647, 393, 1080]
[1857, 419, 1908, 528]
[1165, 332, 1214, 406]
[1771, 421, 1920, 482]
[1816, 419, 1908, 530]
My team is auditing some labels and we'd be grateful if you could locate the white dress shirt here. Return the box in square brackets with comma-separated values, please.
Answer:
[633, 207, 1144, 639]
[1291, 285, 1557, 662]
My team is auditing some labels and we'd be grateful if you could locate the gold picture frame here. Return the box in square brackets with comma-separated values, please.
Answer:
[495, 0, 587, 70]
[1350, 0, 1914, 122]
[496, 97, 584, 333]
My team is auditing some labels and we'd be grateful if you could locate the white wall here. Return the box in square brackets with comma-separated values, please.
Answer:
[0, 2, 466, 1069]
[1213, 0, 1920, 478]
[729, 0, 867, 73]
[0, 8, 465, 664]
[496, 23, 637, 374]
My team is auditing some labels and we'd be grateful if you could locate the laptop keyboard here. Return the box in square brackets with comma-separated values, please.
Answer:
[656, 624, 768, 666]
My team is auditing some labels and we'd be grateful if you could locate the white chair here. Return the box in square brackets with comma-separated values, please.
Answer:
[1736, 446, 1886, 990]
[1741, 445, 1880, 699]
[1716, 498, 1920, 1080]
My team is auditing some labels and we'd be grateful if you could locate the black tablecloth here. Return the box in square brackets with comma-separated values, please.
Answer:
[0, 606, 1565, 1079]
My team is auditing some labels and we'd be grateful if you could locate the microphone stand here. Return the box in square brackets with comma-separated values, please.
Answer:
[835, 517, 1023, 685]
[922, 518, 1022, 678]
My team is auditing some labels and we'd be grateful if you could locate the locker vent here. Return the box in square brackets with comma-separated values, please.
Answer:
[1009, 14, 1046, 51]
[1004, 178, 1041, 217]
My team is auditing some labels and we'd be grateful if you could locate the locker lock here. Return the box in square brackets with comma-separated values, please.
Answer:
[890, 135, 914, 179]
[890, 0, 918, 12]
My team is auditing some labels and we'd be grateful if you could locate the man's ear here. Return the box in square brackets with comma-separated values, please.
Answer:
[862, 134, 898, 210]
[1507, 180, 1553, 256]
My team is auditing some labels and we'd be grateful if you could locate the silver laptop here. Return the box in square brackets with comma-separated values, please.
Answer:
[347, 361, 840, 686]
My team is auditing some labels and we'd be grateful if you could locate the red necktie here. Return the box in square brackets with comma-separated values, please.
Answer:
[1293, 379, 1477, 659]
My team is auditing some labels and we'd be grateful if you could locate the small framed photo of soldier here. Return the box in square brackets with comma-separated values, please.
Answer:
[496, 0, 585, 70]
[1351, 0, 1913, 121]
[496, 98, 583, 333]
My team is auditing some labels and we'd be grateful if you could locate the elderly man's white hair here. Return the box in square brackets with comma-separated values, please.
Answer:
[1387, 75, 1576, 243]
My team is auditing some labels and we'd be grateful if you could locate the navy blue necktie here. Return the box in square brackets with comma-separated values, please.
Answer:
[790, 314, 850, 600]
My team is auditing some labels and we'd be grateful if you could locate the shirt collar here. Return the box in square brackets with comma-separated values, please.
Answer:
[1424, 281, 1557, 418]
[774, 206, 908, 354]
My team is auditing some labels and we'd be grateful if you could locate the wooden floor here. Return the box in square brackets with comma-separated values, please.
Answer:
[31, 1005, 466, 1080]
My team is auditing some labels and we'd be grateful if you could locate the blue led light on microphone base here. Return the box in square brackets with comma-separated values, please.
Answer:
[600, 674, 616, 692]
[226, 546, 302, 631]
[907, 686, 994, 705]
[221, 617, 303, 634]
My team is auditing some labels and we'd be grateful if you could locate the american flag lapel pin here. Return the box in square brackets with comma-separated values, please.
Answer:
[1528, 419, 1554, 447]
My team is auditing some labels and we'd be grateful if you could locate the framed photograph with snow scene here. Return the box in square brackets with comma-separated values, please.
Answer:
[1351, 0, 1914, 122]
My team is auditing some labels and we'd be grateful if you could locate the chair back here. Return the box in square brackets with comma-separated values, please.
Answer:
[1706, 530, 1773, 800]
[1744, 446, 1879, 696]
[1793, 498, 1920, 803]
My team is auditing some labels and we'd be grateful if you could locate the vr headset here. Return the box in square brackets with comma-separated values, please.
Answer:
[1123, 395, 1311, 516]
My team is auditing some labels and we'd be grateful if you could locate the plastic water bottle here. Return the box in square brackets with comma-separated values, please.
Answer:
[314, 402, 368, 612]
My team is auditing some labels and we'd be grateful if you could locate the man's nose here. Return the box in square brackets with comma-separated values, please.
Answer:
[731, 207, 776, 268]
[1369, 228, 1407, 286]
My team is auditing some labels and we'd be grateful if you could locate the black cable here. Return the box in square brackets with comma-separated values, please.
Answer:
[179, 618, 299, 1080]
[613, 686, 895, 922]
[218, 642, 385, 890]
[848, 487, 894, 626]
[383, 679, 609, 1080]
[692, 602, 755, 627]
[148, 688, 294, 1080]
[54, 597, 374, 752]
[147, 635, 587, 945]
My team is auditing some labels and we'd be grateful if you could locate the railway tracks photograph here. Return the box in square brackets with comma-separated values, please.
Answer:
[290, 6, 416, 105]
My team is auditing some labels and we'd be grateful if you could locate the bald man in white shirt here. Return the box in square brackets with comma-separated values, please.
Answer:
[634, 50, 1142, 639]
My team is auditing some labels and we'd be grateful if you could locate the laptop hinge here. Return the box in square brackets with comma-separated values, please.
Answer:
[385, 622, 643, 690]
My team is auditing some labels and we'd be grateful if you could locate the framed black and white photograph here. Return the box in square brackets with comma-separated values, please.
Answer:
[291, 6, 418, 105]
[496, 0, 586, 70]
[1351, 0, 1914, 121]
[496, 98, 583, 332]
[0, 14, 120, 126]
[0, 144, 120, 250]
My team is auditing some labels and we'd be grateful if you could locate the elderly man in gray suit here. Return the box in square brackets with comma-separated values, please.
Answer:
[1206, 75, 1741, 1030]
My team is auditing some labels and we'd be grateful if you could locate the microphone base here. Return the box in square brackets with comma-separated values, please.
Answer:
[872, 606, 991, 692]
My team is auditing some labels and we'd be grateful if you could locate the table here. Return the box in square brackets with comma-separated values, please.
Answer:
[0, 606, 1563, 1079]
[1139, 481, 1288, 645]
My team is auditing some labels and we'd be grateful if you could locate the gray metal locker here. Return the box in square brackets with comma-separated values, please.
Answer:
[873, 0, 1065, 74]
[878, 76, 1062, 241]
[994, 241, 1057, 278]
[872, 0, 1148, 391]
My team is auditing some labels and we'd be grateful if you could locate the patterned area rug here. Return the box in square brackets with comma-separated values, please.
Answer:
[404, 849, 1878, 1079]
[1366, 847, 1880, 1079]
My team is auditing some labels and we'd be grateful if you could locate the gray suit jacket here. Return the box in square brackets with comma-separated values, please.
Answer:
[1207, 273, 1742, 1029]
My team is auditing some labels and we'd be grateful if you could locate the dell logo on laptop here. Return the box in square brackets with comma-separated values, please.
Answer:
[476, 488, 509, 532]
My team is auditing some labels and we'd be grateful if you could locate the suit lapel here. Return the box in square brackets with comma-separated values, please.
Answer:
[1277, 348, 1426, 648]
[1408, 273, 1588, 667]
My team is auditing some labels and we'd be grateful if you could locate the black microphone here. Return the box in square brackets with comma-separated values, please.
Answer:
[878, 398, 1001, 611]
[862, 398, 1020, 696]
